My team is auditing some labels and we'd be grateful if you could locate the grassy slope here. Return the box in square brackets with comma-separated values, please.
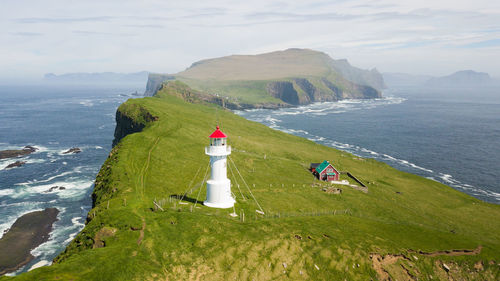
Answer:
[175, 49, 377, 105]
[4, 86, 500, 280]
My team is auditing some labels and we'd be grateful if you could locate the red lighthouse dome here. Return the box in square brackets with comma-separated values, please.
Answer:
[209, 125, 227, 138]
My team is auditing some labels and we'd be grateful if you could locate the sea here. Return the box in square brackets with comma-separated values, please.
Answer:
[0, 84, 144, 274]
[0, 84, 499, 275]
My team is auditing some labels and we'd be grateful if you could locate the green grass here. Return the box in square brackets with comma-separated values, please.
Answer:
[4, 86, 500, 280]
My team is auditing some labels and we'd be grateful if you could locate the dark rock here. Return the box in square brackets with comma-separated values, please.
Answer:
[0, 208, 59, 276]
[0, 146, 37, 160]
[266, 81, 300, 105]
[5, 161, 26, 169]
[46, 186, 66, 192]
[112, 105, 159, 147]
[62, 147, 81, 154]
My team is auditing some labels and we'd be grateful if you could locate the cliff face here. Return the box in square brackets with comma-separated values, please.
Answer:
[143, 49, 385, 107]
[265, 76, 381, 106]
[330, 59, 386, 90]
[144, 73, 175, 97]
[112, 104, 158, 147]
[266, 81, 300, 105]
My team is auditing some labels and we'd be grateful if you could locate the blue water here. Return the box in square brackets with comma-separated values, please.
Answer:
[236, 88, 500, 204]
[0, 84, 143, 273]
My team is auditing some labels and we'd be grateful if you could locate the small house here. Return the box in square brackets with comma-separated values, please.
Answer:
[310, 160, 340, 181]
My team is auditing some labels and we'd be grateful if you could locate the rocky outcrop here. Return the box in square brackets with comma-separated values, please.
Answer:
[5, 161, 26, 169]
[46, 186, 66, 192]
[330, 59, 386, 90]
[112, 104, 159, 147]
[265, 77, 381, 106]
[266, 81, 300, 105]
[0, 208, 59, 276]
[0, 146, 37, 160]
[62, 148, 81, 154]
[144, 73, 175, 97]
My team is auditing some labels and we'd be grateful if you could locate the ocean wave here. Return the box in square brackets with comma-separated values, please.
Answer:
[79, 100, 94, 107]
[0, 188, 15, 197]
[28, 260, 51, 271]
[12, 178, 93, 199]
[31, 215, 85, 259]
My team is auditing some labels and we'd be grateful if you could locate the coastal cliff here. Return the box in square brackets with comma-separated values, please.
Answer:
[143, 49, 384, 107]
[112, 103, 159, 147]
[144, 73, 175, 97]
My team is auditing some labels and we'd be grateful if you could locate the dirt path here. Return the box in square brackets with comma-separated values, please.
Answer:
[409, 245, 482, 257]
[137, 218, 146, 245]
[370, 246, 482, 281]
[139, 137, 159, 198]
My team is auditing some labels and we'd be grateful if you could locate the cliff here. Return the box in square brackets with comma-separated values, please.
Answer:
[143, 49, 384, 107]
[143, 73, 175, 97]
[112, 103, 159, 147]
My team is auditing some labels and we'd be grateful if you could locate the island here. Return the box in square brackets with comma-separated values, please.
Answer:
[0, 208, 59, 276]
[0, 146, 37, 160]
[144, 48, 385, 109]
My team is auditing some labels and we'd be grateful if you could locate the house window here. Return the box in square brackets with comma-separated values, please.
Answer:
[327, 168, 333, 172]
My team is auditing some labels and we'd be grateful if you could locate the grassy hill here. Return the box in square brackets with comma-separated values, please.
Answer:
[4, 82, 500, 280]
[146, 49, 385, 108]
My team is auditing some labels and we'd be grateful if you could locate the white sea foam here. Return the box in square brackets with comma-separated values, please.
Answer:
[95, 146, 103, 149]
[28, 260, 51, 271]
[12, 178, 93, 199]
[31, 215, 85, 259]
[79, 100, 94, 107]
[0, 188, 15, 196]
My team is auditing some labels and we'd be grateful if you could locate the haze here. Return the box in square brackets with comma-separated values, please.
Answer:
[1, 0, 499, 82]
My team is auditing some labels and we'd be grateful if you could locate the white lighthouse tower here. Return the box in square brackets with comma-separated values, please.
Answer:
[204, 125, 235, 208]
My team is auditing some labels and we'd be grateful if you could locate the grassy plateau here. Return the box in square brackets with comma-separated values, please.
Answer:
[3, 82, 500, 280]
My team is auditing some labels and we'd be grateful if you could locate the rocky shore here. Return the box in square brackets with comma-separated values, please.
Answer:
[0, 208, 59, 276]
[0, 146, 37, 160]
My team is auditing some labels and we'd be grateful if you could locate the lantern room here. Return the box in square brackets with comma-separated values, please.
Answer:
[209, 125, 227, 146]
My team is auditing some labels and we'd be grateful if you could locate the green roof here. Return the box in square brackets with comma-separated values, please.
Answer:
[326, 172, 336, 176]
[315, 160, 331, 174]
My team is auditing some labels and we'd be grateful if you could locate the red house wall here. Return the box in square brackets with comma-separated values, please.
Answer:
[319, 164, 340, 181]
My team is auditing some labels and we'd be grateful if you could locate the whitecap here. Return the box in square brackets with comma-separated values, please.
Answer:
[28, 260, 51, 271]
[0, 188, 15, 197]
[79, 100, 94, 107]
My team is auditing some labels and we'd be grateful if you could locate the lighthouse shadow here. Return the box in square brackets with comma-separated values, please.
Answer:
[170, 194, 198, 204]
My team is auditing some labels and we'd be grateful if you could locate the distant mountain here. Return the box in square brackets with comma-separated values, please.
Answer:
[383, 70, 497, 89]
[145, 49, 385, 108]
[426, 70, 493, 88]
[44, 71, 149, 84]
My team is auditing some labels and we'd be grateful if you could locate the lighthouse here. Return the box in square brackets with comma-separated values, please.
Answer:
[204, 125, 235, 208]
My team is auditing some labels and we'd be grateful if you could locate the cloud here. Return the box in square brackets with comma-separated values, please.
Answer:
[72, 30, 137, 37]
[458, 39, 500, 48]
[1, 0, 500, 78]
[9, 32, 42, 36]
[15, 16, 113, 24]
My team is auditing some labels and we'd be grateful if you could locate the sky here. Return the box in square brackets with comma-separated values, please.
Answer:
[1, 0, 499, 81]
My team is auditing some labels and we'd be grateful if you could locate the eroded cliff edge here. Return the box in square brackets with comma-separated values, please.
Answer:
[143, 49, 385, 108]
